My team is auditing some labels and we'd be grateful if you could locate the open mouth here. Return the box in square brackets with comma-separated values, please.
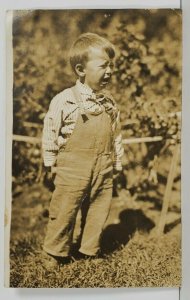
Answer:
[101, 77, 111, 85]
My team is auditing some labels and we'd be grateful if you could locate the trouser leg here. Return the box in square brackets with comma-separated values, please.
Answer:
[72, 194, 90, 246]
[79, 155, 113, 256]
[44, 185, 88, 257]
[43, 150, 93, 257]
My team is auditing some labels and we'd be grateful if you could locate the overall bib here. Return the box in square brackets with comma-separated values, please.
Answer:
[44, 87, 114, 256]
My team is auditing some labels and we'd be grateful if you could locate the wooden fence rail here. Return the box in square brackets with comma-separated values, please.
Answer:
[13, 134, 164, 145]
[13, 135, 41, 144]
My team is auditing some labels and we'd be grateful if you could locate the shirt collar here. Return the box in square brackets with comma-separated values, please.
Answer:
[76, 80, 96, 99]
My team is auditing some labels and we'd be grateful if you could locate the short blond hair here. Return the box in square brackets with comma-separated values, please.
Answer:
[69, 32, 115, 72]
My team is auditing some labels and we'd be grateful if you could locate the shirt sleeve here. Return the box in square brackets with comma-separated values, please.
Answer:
[42, 95, 62, 167]
[113, 110, 124, 171]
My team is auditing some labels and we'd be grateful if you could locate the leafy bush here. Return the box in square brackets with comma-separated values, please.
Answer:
[112, 13, 181, 140]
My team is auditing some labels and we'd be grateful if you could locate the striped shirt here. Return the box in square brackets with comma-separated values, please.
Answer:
[42, 80, 124, 170]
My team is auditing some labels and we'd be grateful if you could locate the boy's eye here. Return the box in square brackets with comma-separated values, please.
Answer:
[100, 63, 107, 68]
[100, 62, 114, 68]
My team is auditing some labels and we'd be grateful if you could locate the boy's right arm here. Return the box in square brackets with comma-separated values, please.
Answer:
[42, 96, 62, 168]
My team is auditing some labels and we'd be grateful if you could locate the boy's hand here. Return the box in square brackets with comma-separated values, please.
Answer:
[44, 166, 57, 180]
[51, 166, 57, 174]
[113, 168, 122, 180]
[112, 169, 126, 197]
[113, 168, 127, 190]
[43, 166, 56, 192]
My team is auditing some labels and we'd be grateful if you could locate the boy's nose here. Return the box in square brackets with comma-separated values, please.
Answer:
[105, 66, 112, 74]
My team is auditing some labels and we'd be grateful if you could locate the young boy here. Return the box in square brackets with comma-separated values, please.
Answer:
[42, 32, 124, 268]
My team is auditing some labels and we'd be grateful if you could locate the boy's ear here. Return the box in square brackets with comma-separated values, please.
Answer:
[75, 64, 86, 77]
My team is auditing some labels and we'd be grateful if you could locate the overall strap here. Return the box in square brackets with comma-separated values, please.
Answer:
[71, 86, 89, 122]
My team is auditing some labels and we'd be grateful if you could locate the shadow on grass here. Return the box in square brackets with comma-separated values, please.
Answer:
[164, 217, 181, 234]
[100, 209, 155, 254]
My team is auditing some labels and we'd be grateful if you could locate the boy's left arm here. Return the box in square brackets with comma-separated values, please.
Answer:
[113, 110, 124, 172]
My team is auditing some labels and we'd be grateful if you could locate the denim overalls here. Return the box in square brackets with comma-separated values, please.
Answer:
[44, 86, 114, 256]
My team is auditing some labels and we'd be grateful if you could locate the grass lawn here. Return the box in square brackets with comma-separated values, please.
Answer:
[9, 183, 181, 288]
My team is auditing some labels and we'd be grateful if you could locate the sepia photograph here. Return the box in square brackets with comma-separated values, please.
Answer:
[8, 9, 181, 288]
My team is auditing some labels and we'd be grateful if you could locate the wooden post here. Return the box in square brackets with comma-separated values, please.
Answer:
[156, 141, 180, 235]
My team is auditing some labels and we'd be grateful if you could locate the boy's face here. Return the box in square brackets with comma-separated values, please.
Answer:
[83, 47, 114, 92]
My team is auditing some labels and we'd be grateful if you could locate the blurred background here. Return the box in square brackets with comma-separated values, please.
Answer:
[10, 10, 182, 287]
[12, 9, 181, 188]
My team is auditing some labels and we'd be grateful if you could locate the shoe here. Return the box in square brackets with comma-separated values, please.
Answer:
[74, 251, 97, 260]
[60, 256, 72, 265]
[42, 252, 70, 271]
[42, 252, 61, 271]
